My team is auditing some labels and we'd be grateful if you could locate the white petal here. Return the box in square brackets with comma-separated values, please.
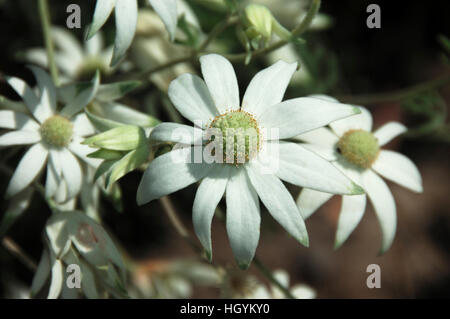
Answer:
[60, 72, 100, 118]
[45, 154, 60, 198]
[168, 73, 218, 127]
[362, 169, 397, 254]
[87, 0, 116, 39]
[335, 194, 367, 248]
[151, 122, 204, 145]
[111, 0, 138, 66]
[246, 161, 309, 247]
[200, 54, 240, 113]
[68, 137, 102, 167]
[329, 106, 372, 136]
[137, 146, 213, 205]
[294, 127, 338, 147]
[24, 48, 48, 68]
[0, 130, 41, 146]
[259, 97, 360, 140]
[300, 144, 338, 161]
[48, 259, 64, 299]
[72, 113, 96, 137]
[193, 165, 230, 259]
[31, 250, 50, 296]
[6, 76, 48, 123]
[291, 284, 316, 299]
[6, 143, 48, 197]
[148, 0, 178, 40]
[0, 110, 39, 131]
[242, 60, 297, 116]
[296, 188, 333, 219]
[226, 167, 260, 269]
[92, 101, 156, 127]
[85, 32, 103, 56]
[58, 148, 82, 199]
[52, 27, 84, 63]
[29, 66, 56, 115]
[372, 150, 423, 193]
[373, 122, 407, 146]
[267, 141, 363, 194]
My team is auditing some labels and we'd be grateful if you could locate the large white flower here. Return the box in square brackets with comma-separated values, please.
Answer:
[137, 54, 364, 268]
[24, 27, 113, 83]
[0, 67, 100, 202]
[296, 96, 423, 253]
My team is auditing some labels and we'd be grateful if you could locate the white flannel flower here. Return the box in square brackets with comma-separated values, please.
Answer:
[296, 96, 423, 253]
[0, 67, 100, 202]
[137, 54, 364, 268]
[88, 0, 196, 66]
[31, 210, 126, 299]
[24, 27, 113, 83]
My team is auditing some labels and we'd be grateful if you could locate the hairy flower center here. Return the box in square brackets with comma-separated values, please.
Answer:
[208, 110, 260, 164]
[40, 115, 73, 148]
[337, 129, 379, 169]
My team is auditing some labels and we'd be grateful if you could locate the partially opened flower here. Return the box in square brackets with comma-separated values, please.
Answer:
[296, 96, 423, 253]
[0, 67, 100, 202]
[137, 54, 364, 268]
[24, 27, 113, 82]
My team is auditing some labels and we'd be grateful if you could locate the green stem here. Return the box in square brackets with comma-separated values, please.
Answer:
[253, 257, 295, 299]
[2, 237, 37, 271]
[38, 0, 59, 86]
[197, 15, 239, 52]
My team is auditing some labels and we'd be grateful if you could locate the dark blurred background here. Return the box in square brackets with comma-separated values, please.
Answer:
[0, 0, 449, 298]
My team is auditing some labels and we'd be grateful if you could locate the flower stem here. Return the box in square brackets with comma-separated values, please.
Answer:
[253, 256, 296, 299]
[2, 236, 37, 271]
[197, 15, 239, 52]
[38, 0, 59, 86]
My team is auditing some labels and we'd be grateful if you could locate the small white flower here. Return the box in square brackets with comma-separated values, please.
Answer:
[0, 67, 100, 202]
[137, 54, 364, 268]
[296, 96, 423, 253]
[24, 27, 113, 83]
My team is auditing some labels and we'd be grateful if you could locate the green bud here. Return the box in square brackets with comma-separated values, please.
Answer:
[83, 125, 146, 151]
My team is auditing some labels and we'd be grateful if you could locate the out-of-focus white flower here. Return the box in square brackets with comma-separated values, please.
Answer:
[130, 259, 221, 298]
[31, 210, 126, 299]
[137, 54, 363, 268]
[87, 0, 198, 66]
[296, 96, 423, 253]
[24, 27, 113, 83]
[0, 67, 100, 202]
[131, 9, 196, 92]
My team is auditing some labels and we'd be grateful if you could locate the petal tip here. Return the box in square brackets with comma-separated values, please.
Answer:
[351, 183, 365, 195]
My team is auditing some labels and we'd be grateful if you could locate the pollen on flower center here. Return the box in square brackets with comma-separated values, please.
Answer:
[40, 115, 73, 148]
[207, 110, 260, 164]
[337, 129, 379, 169]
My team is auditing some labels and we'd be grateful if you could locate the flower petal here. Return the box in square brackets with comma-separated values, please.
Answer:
[72, 113, 96, 137]
[111, 0, 138, 66]
[58, 148, 82, 199]
[294, 127, 338, 147]
[329, 106, 372, 137]
[137, 146, 213, 205]
[45, 152, 61, 199]
[29, 66, 56, 114]
[373, 122, 407, 146]
[362, 169, 397, 254]
[242, 60, 297, 116]
[246, 161, 309, 247]
[0, 130, 41, 146]
[31, 250, 50, 297]
[52, 27, 84, 63]
[151, 122, 204, 145]
[372, 150, 423, 193]
[296, 188, 333, 219]
[60, 72, 100, 118]
[334, 194, 367, 249]
[87, 0, 116, 39]
[68, 137, 102, 167]
[200, 54, 240, 113]
[5, 76, 48, 123]
[226, 167, 260, 269]
[193, 165, 230, 260]
[267, 141, 363, 194]
[6, 143, 48, 197]
[85, 32, 103, 56]
[48, 258, 64, 299]
[259, 97, 360, 140]
[168, 73, 218, 127]
[148, 0, 178, 41]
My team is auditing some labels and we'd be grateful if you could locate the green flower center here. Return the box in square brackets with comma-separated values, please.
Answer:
[76, 57, 108, 81]
[40, 115, 73, 148]
[208, 110, 260, 164]
[337, 129, 380, 169]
